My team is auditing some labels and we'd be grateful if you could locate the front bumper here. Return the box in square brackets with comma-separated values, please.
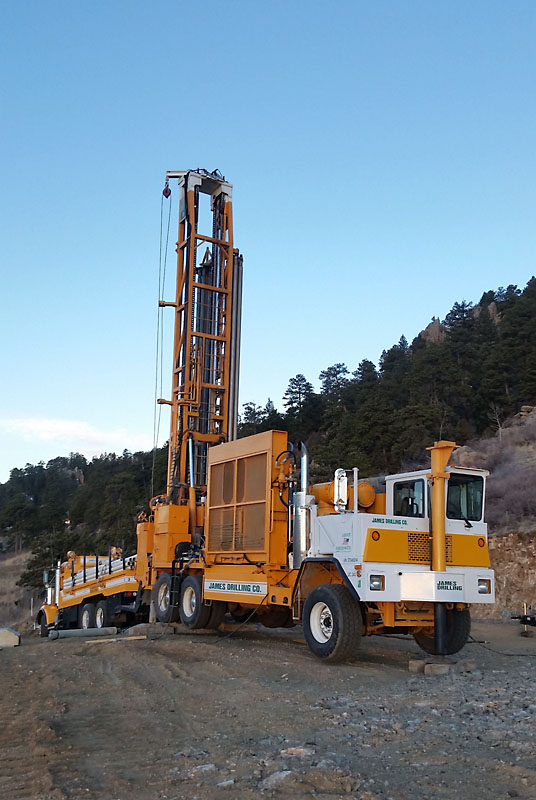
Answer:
[360, 565, 495, 604]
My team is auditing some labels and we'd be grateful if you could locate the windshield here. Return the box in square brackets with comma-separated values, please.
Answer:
[447, 474, 484, 521]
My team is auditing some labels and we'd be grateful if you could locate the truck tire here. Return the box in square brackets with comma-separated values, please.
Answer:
[95, 599, 111, 629]
[303, 584, 363, 663]
[179, 575, 211, 629]
[230, 607, 255, 624]
[40, 613, 48, 638]
[154, 573, 179, 623]
[80, 602, 96, 629]
[259, 606, 294, 629]
[413, 608, 471, 655]
[206, 600, 226, 630]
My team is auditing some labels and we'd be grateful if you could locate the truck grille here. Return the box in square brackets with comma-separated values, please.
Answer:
[408, 533, 452, 564]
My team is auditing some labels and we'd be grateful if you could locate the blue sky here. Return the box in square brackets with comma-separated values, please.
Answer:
[1, 1, 535, 482]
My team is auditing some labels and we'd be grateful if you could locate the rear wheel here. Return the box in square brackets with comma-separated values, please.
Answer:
[259, 606, 294, 629]
[303, 584, 362, 663]
[154, 573, 179, 623]
[206, 601, 227, 630]
[95, 600, 110, 629]
[229, 606, 255, 624]
[413, 608, 471, 655]
[80, 603, 96, 630]
[179, 575, 211, 629]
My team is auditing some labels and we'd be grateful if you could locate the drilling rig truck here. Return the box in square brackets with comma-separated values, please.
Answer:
[37, 169, 495, 662]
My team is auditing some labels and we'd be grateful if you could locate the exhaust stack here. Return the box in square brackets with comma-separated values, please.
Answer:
[293, 442, 310, 569]
[427, 440, 457, 654]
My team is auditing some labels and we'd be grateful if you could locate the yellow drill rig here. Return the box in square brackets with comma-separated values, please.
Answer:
[38, 169, 494, 661]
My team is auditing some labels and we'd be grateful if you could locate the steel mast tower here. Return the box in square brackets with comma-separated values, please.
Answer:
[159, 169, 243, 531]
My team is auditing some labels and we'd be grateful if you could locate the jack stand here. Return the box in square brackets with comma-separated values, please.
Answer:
[434, 602, 447, 655]
[520, 602, 533, 638]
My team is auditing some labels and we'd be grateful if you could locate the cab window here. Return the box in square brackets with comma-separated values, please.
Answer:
[447, 474, 484, 521]
[393, 479, 425, 518]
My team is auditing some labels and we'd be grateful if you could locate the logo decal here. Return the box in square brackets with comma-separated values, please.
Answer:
[436, 579, 463, 592]
[204, 579, 267, 596]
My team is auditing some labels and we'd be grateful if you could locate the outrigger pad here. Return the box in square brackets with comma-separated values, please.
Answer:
[0, 627, 21, 647]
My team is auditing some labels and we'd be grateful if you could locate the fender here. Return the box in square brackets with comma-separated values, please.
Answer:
[291, 557, 361, 617]
[40, 604, 58, 626]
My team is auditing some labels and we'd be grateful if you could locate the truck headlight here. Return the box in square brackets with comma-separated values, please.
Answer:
[478, 578, 491, 594]
[369, 574, 385, 591]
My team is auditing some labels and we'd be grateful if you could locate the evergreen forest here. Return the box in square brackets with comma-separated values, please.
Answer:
[1, 279, 535, 588]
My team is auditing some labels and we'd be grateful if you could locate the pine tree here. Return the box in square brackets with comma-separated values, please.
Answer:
[319, 363, 349, 396]
[283, 374, 314, 414]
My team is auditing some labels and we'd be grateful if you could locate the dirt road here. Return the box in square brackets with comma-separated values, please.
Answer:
[1, 621, 535, 800]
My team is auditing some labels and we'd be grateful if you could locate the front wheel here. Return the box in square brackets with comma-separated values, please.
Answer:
[40, 614, 49, 638]
[179, 575, 211, 629]
[413, 608, 471, 655]
[303, 584, 363, 663]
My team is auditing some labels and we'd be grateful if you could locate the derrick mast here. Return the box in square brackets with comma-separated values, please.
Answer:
[159, 169, 243, 527]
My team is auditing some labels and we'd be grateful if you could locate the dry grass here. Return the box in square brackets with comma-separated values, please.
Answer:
[454, 409, 536, 534]
[0, 550, 36, 631]
[453, 410, 536, 617]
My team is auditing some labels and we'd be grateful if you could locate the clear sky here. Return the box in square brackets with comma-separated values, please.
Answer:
[1, 1, 535, 483]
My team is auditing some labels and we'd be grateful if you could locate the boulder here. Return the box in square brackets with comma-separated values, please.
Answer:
[0, 628, 21, 647]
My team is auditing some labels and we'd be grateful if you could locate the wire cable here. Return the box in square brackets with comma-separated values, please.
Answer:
[156, 195, 172, 446]
[150, 192, 173, 501]
[468, 633, 535, 658]
[213, 594, 270, 643]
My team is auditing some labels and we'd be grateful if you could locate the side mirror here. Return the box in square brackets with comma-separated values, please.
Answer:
[42, 571, 49, 586]
[333, 469, 348, 511]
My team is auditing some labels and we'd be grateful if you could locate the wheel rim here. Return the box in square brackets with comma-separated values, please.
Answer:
[158, 582, 170, 612]
[183, 586, 196, 617]
[309, 601, 333, 643]
[96, 607, 104, 628]
[81, 609, 90, 629]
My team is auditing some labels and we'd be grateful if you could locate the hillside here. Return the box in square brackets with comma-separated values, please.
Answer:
[454, 407, 536, 618]
[0, 550, 33, 631]
[0, 278, 535, 598]
[240, 278, 536, 480]
[456, 405, 536, 532]
[1, 419, 535, 626]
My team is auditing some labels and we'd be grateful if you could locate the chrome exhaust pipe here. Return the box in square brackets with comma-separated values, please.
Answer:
[293, 442, 309, 569]
[55, 561, 61, 605]
[299, 441, 308, 494]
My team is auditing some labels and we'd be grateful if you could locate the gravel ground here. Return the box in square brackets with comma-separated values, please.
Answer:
[0, 620, 534, 800]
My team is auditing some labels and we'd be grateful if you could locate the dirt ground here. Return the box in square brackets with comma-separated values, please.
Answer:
[1, 619, 535, 800]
